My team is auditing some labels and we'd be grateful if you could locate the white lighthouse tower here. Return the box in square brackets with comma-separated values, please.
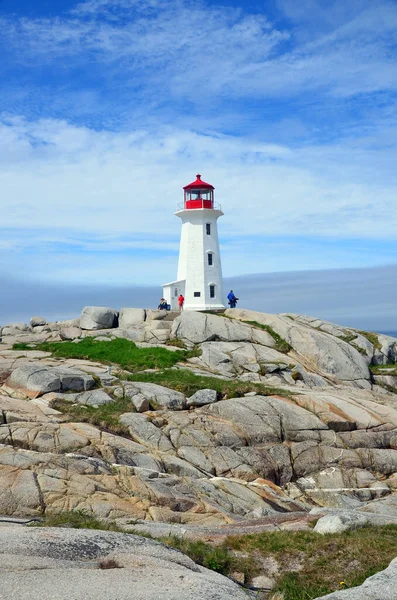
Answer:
[163, 174, 225, 311]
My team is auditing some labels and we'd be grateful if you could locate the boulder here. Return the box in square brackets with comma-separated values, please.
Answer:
[122, 381, 186, 411]
[314, 513, 369, 534]
[373, 334, 397, 365]
[75, 390, 114, 407]
[4, 364, 95, 398]
[146, 309, 168, 321]
[80, 307, 118, 330]
[33, 325, 51, 334]
[129, 394, 150, 412]
[60, 326, 82, 340]
[187, 389, 218, 407]
[5, 322, 30, 332]
[30, 316, 46, 327]
[118, 308, 146, 329]
[1, 327, 22, 336]
[171, 311, 276, 347]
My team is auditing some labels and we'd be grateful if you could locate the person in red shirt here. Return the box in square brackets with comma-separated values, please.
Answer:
[178, 294, 185, 311]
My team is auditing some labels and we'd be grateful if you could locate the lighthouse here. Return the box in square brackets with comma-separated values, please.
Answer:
[163, 174, 225, 311]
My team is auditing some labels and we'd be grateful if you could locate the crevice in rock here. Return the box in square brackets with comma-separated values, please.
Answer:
[32, 471, 46, 514]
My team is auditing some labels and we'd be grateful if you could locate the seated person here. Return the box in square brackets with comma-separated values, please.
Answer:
[158, 298, 168, 310]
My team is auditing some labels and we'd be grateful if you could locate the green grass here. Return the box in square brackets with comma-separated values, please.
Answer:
[241, 321, 292, 353]
[355, 330, 382, 350]
[338, 332, 357, 344]
[124, 368, 293, 399]
[165, 338, 188, 349]
[49, 395, 134, 437]
[162, 537, 255, 580]
[224, 525, 397, 598]
[13, 338, 188, 372]
[31, 510, 123, 532]
[30, 513, 397, 598]
[337, 334, 367, 355]
[369, 363, 397, 375]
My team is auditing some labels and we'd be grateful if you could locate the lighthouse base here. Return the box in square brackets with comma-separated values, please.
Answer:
[162, 280, 225, 312]
[183, 303, 226, 312]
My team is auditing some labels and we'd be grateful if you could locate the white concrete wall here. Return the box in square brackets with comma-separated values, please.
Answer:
[163, 280, 185, 310]
[175, 208, 225, 310]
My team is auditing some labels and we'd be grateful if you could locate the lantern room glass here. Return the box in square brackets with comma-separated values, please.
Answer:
[185, 189, 213, 202]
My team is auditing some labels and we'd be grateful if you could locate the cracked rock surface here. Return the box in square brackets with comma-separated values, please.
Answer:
[0, 308, 396, 535]
[0, 525, 250, 600]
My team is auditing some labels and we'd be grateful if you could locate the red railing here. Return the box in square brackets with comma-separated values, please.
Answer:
[176, 200, 222, 211]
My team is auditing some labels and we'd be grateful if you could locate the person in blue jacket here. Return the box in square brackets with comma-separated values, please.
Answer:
[227, 290, 238, 308]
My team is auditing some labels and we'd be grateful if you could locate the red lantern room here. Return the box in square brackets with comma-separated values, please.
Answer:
[183, 174, 214, 209]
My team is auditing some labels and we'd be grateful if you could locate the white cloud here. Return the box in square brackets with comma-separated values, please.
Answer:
[2, 0, 397, 102]
[0, 0, 396, 287]
[1, 114, 397, 281]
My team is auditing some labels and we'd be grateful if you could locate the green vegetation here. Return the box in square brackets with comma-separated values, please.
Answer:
[31, 513, 397, 598]
[355, 330, 382, 350]
[338, 332, 357, 344]
[242, 321, 292, 353]
[224, 525, 397, 598]
[31, 510, 123, 532]
[13, 338, 188, 372]
[125, 368, 292, 399]
[164, 537, 238, 576]
[337, 333, 367, 355]
[369, 363, 397, 375]
[49, 396, 134, 437]
[165, 338, 187, 349]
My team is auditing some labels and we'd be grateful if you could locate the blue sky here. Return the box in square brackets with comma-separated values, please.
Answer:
[1, 0, 397, 323]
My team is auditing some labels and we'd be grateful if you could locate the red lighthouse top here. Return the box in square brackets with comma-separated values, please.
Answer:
[183, 174, 214, 209]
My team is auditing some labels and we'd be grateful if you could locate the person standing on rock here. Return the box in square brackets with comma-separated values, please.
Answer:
[227, 290, 238, 308]
[178, 294, 185, 311]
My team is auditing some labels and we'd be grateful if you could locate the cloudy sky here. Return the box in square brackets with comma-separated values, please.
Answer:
[1, 0, 396, 328]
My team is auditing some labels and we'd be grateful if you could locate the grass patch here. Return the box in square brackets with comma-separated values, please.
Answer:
[338, 332, 357, 344]
[30, 514, 397, 597]
[369, 363, 397, 375]
[13, 338, 188, 372]
[355, 330, 382, 350]
[49, 396, 134, 437]
[165, 338, 187, 349]
[124, 368, 293, 399]
[224, 525, 397, 598]
[163, 536, 255, 581]
[241, 321, 292, 353]
[31, 510, 123, 532]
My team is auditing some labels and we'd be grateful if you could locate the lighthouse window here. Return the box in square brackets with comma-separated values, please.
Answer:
[208, 253, 213, 266]
[210, 285, 215, 298]
[194, 292, 201, 297]
[206, 223, 211, 235]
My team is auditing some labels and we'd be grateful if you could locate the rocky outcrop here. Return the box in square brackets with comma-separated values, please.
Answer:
[0, 309, 396, 532]
[3, 364, 95, 399]
[171, 311, 276, 347]
[225, 309, 371, 383]
[0, 525, 249, 600]
[118, 308, 146, 328]
[80, 307, 119, 330]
